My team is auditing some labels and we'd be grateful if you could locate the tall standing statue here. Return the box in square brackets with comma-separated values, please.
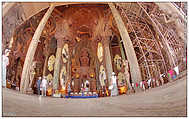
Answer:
[99, 66, 106, 89]
[28, 61, 36, 89]
[16, 61, 22, 90]
[110, 72, 118, 96]
[60, 66, 66, 89]
[123, 60, 132, 90]
[114, 54, 122, 71]
[2, 49, 10, 88]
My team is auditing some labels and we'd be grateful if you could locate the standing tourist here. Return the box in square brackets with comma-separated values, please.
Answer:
[147, 78, 152, 89]
[41, 76, 48, 96]
[2, 49, 10, 88]
[37, 77, 42, 95]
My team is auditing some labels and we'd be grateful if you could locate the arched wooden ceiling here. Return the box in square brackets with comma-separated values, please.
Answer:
[3, 2, 107, 21]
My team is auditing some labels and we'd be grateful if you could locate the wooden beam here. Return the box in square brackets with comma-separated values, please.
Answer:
[20, 4, 55, 93]
[52, 39, 64, 93]
[2, 2, 16, 17]
[54, 8, 64, 18]
[103, 39, 113, 83]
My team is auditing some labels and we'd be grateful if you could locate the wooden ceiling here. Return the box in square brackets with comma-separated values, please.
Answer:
[54, 4, 111, 39]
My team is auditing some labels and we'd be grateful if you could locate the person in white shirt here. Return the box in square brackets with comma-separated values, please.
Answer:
[41, 76, 48, 96]
[147, 78, 152, 89]
[2, 49, 10, 88]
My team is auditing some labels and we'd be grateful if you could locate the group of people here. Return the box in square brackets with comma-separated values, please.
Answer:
[138, 67, 179, 92]
[36, 76, 49, 96]
[138, 78, 164, 91]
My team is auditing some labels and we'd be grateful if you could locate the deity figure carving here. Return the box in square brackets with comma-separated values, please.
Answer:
[79, 49, 90, 67]
[29, 61, 36, 89]
[60, 66, 66, 89]
[99, 65, 106, 87]
[122, 60, 132, 89]
[114, 54, 122, 71]
[16, 60, 23, 88]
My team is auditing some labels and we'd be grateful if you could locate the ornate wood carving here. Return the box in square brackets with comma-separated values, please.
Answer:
[30, 10, 56, 37]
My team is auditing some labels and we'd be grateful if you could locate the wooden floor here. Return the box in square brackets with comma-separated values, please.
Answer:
[2, 75, 187, 117]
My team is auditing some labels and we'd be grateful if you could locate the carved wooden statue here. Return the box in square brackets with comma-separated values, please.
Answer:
[123, 59, 132, 89]
[79, 49, 90, 67]
[60, 66, 66, 89]
[28, 61, 36, 88]
[99, 65, 106, 88]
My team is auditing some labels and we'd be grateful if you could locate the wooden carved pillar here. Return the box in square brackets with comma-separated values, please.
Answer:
[118, 37, 126, 60]
[53, 39, 64, 91]
[42, 37, 51, 77]
[20, 4, 55, 93]
[43, 55, 49, 76]
[103, 38, 113, 83]
[67, 48, 71, 83]
[109, 3, 142, 84]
